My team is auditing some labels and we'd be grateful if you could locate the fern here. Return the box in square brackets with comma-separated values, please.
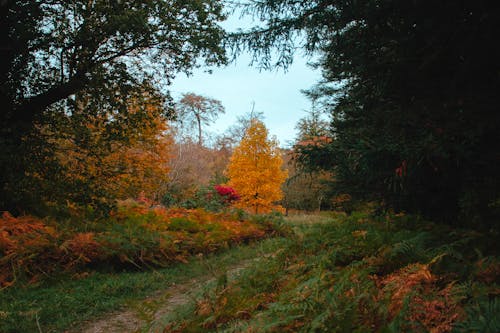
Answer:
[389, 231, 432, 264]
[144, 211, 498, 333]
[382, 293, 413, 333]
[453, 297, 500, 333]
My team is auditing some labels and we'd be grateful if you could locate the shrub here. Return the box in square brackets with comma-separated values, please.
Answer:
[187, 184, 241, 212]
[0, 201, 279, 287]
[0, 213, 59, 286]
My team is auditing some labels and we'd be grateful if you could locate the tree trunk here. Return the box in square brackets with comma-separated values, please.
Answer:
[317, 195, 323, 212]
[196, 113, 202, 146]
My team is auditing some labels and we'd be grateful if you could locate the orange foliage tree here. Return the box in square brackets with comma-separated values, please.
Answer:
[38, 86, 172, 211]
[226, 119, 287, 213]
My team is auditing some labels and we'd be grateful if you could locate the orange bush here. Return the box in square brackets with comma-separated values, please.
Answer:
[60, 233, 103, 269]
[0, 204, 278, 287]
[0, 213, 56, 253]
[376, 263, 463, 332]
[408, 285, 463, 333]
[379, 263, 435, 316]
[0, 212, 58, 287]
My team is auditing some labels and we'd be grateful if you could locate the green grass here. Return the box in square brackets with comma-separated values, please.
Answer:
[0, 237, 289, 333]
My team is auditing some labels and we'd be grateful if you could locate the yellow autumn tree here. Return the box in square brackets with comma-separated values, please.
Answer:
[43, 86, 172, 209]
[226, 119, 288, 213]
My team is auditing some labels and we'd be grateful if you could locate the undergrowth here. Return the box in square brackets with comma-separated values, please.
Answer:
[0, 236, 289, 333]
[157, 210, 500, 332]
[0, 199, 287, 288]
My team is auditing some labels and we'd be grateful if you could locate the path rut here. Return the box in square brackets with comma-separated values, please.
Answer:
[75, 259, 256, 333]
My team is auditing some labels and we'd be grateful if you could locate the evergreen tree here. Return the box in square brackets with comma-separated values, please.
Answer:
[233, 0, 500, 226]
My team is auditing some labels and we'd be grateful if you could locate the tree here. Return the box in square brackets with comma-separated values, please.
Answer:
[283, 169, 333, 213]
[226, 119, 287, 214]
[31, 84, 172, 213]
[214, 109, 265, 156]
[167, 140, 222, 203]
[166, 93, 230, 205]
[295, 108, 329, 142]
[282, 110, 333, 213]
[175, 93, 225, 146]
[2, 0, 226, 124]
[223, 109, 265, 147]
[232, 1, 500, 226]
[282, 108, 333, 213]
[0, 0, 226, 212]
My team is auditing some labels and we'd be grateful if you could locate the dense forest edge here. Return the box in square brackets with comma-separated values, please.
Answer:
[1, 1, 499, 332]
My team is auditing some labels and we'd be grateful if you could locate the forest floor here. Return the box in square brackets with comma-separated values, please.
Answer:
[0, 232, 288, 333]
[121, 211, 497, 333]
[2, 211, 498, 332]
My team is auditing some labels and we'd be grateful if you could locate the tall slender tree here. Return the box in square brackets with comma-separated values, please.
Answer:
[176, 93, 225, 146]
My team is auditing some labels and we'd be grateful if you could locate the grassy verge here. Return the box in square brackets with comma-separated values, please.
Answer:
[0, 236, 289, 333]
[157, 210, 500, 332]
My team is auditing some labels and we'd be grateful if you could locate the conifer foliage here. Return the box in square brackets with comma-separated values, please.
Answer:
[226, 119, 287, 213]
[232, 0, 500, 226]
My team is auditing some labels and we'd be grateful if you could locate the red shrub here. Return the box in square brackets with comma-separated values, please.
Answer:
[214, 185, 240, 204]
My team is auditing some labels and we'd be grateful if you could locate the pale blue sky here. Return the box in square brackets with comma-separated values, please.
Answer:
[170, 55, 321, 147]
[169, 9, 322, 147]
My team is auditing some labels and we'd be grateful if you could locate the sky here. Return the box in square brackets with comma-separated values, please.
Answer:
[169, 8, 322, 147]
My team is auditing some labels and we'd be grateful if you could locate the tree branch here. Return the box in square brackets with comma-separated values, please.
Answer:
[14, 73, 88, 123]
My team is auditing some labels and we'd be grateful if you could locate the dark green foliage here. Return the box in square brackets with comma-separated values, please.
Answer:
[234, 0, 500, 227]
[454, 298, 500, 333]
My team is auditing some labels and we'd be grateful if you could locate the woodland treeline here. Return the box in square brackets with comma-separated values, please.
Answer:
[1, 1, 499, 229]
[237, 0, 500, 227]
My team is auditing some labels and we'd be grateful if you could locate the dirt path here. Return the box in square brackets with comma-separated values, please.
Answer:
[75, 259, 256, 333]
